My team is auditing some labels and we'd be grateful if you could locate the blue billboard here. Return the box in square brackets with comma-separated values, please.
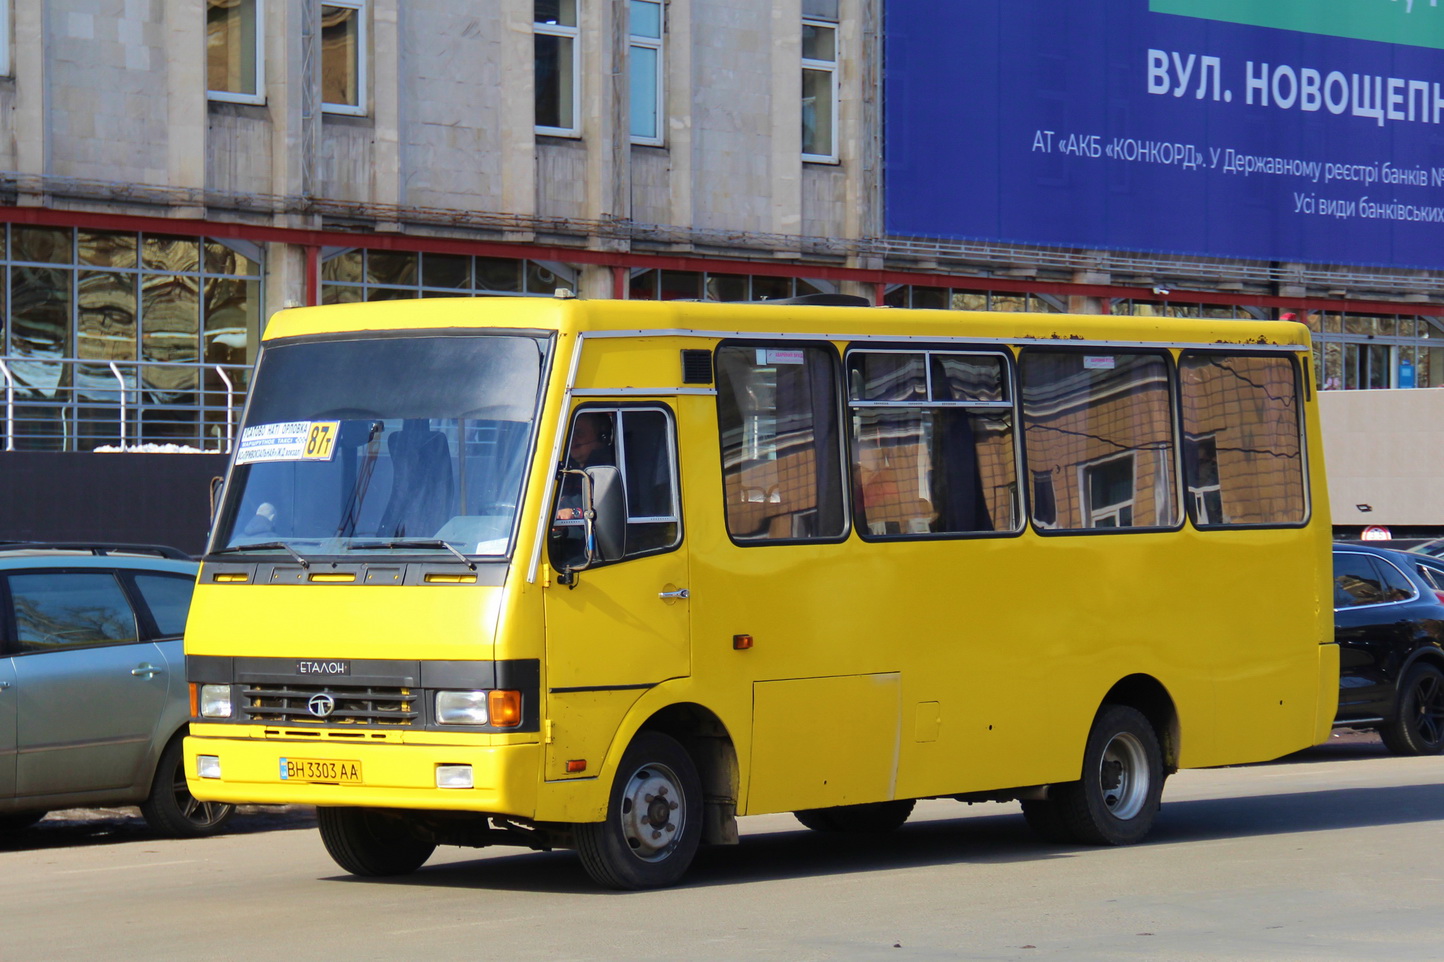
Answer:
[884, 0, 1444, 269]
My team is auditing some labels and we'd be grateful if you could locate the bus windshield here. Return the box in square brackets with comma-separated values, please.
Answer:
[211, 333, 549, 561]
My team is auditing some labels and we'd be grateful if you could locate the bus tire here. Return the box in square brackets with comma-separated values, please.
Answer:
[1019, 799, 1072, 843]
[1380, 662, 1444, 756]
[1051, 705, 1164, 846]
[317, 808, 436, 876]
[139, 738, 237, 838]
[574, 732, 702, 890]
[794, 800, 915, 833]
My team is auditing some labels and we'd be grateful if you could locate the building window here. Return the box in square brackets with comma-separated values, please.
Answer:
[883, 286, 1066, 313]
[1305, 311, 1444, 390]
[207, 0, 263, 104]
[535, 0, 579, 136]
[321, 1, 366, 115]
[629, 269, 836, 301]
[320, 249, 578, 303]
[0, 225, 261, 452]
[0, 0, 12, 78]
[629, 0, 663, 144]
[1082, 454, 1136, 528]
[801, 6, 838, 162]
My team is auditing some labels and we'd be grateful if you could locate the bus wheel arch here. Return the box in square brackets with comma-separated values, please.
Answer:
[1021, 677, 1174, 847]
[1023, 703, 1165, 846]
[638, 703, 740, 846]
[1102, 674, 1180, 774]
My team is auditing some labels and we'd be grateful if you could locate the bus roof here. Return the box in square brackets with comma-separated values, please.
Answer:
[263, 295, 1313, 350]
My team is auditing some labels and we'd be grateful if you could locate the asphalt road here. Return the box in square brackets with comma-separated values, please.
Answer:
[4, 731, 1441, 962]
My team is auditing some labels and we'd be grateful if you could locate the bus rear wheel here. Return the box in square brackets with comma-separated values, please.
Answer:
[317, 808, 437, 876]
[794, 800, 915, 833]
[1025, 705, 1163, 846]
[574, 732, 702, 889]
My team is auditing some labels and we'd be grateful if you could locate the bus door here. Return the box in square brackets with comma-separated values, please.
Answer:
[543, 405, 690, 781]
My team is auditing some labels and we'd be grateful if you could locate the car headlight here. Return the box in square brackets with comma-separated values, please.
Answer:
[199, 684, 233, 718]
[436, 690, 489, 725]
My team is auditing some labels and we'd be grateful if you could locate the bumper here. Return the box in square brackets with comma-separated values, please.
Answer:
[183, 732, 541, 815]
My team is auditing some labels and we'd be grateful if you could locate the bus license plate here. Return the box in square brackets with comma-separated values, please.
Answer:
[279, 757, 362, 784]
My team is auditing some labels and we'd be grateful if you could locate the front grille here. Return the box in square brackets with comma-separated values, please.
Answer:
[242, 684, 419, 726]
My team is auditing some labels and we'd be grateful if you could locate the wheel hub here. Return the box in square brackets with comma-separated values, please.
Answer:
[1098, 731, 1149, 820]
[619, 763, 684, 861]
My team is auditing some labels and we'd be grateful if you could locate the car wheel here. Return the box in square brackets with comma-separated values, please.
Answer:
[317, 808, 437, 876]
[1380, 662, 1444, 756]
[794, 799, 915, 833]
[0, 811, 47, 832]
[1033, 705, 1164, 846]
[139, 738, 237, 838]
[574, 731, 703, 890]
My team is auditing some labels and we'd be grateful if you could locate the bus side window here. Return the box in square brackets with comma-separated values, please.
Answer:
[846, 349, 1016, 537]
[1179, 352, 1305, 527]
[621, 409, 681, 553]
[1019, 350, 1179, 531]
[715, 343, 847, 543]
[548, 406, 681, 569]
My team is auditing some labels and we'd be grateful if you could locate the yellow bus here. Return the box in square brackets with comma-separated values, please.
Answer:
[184, 295, 1336, 888]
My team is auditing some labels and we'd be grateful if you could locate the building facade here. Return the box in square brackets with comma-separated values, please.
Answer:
[0, 1, 1439, 534]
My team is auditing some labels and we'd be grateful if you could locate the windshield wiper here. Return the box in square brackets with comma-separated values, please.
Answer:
[350, 539, 476, 570]
[208, 541, 313, 569]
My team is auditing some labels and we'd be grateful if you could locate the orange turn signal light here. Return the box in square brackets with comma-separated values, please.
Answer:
[188, 682, 199, 718]
[565, 759, 587, 773]
[488, 690, 522, 728]
[733, 633, 754, 650]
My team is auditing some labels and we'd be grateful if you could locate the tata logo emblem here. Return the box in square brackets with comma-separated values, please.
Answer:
[307, 693, 337, 718]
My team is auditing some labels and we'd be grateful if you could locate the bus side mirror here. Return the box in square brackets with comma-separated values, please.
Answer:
[584, 465, 626, 563]
[556, 464, 626, 586]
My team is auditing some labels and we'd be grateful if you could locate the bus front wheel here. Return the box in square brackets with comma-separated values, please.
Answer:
[317, 808, 437, 876]
[574, 732, 703, 889]
[1025, 705, 1163, 846]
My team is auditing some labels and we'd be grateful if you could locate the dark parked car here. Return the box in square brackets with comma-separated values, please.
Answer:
[1405, 551, 1444, 595]
[0, 543, 235, 834]
[1332, 542, 1444, 755]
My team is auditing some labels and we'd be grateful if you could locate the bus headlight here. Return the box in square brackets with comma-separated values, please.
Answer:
[436, 690, 489, 725]
[199, 684, 233, 718]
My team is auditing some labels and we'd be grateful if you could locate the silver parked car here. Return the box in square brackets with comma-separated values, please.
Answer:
[0, 543, 234, 835]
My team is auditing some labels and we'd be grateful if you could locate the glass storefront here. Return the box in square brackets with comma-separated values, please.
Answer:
[0, 225, 261, 451]
[320, 249, 578, 302]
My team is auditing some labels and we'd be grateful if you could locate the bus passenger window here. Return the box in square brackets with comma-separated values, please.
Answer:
[549, 406, 681, 568]
[715, 344, 847, 542]
[1179, 353, 1305, 527]
[846, 350, 1017, 537]
[1020, 350, 1179, 531]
